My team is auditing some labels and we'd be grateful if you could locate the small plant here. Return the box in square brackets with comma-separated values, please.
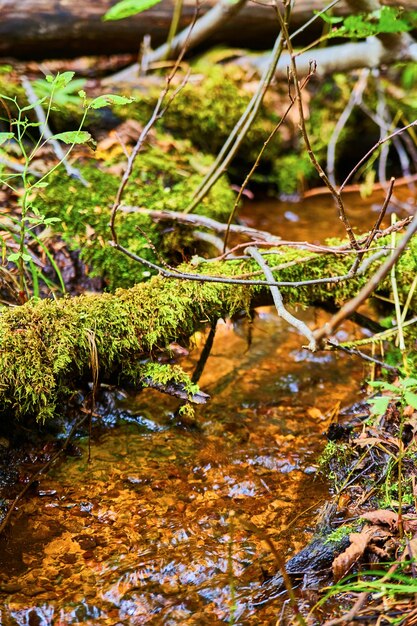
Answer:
[0, 72, 133, 299]
[368, 377, 417, 534]
[367, 377, 417, 418]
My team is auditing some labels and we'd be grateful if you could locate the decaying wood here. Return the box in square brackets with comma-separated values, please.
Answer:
[0, 0, 352, 59]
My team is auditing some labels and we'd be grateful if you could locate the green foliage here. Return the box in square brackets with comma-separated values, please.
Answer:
[316, 568, 417, 617]
[103, 0, 162, 21]
[118, 66, 286, 185]
[140, 362, 199, 398]
[367, 377, 417, 417]
[32, 73, 86, 107]
[0, 72, 133, 298]
[401, 62, 417, 90]
[273, 153, 315, 195]
[324, 523, 357, 544]
[326, 7, 417, 39]
[1, 235, 417, 421]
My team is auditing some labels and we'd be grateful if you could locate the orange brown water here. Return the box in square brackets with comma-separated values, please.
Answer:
[0, 192, 387, 625]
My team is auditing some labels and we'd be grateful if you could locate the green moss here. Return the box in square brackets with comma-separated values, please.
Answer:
[324, 523, 359, 544]
[116, 65, 282, 177]
[36, 135, 234, 290]
[272, 153, 316, 195]
[139, 362, 199, 398]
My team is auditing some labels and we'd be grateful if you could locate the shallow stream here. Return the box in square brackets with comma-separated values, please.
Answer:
[0, 189, 402, 625]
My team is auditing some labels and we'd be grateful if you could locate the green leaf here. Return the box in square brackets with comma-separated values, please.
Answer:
[404, 391, 417, 410]
[316, 11, 343, 25]
[89, 94, 135, 109]
[51, 131, 92, 144]
[33, 76, 86, 107]
[7, 252, 31, 263]
[368, 381, 399, 393]
[52, 71, 75, 90]
[400, 377, 417, 389]
[367, 396, 390, 416]
[32, 181, 49, 189]
[104, 0, 162, 21]
[0, 132, 14, 146]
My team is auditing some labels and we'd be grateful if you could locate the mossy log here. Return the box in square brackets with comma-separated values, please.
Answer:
[1, 238, 417, 422]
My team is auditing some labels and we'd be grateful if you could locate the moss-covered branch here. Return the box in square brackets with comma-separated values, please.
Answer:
[1, 237, 417, 421]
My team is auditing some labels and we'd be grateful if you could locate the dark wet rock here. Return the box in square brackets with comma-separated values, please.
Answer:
[252, 533, 351, 606]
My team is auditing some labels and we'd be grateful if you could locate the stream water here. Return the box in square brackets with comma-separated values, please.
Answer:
[0, 190, 402, 625]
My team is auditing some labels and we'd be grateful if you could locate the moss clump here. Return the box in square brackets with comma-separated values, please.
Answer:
[324, 523, 360, 544]
[115, 65, 283, 180]
[272, 153, 316, 196]
[37, 135, 234, 290]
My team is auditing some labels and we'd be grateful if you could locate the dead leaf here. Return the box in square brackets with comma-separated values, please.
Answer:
[332, 526, 379, 582]
[361, 510, 398, 530]
[403, 516, 417, 534]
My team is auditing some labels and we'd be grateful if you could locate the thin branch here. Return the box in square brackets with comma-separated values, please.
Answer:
[314, 209, 417, 343]
[110, 240, 374, 289]
[246, 245, 317, 350]
[120, 205, 282, 244]
[278, 11, 359, 250]
[0, 156, 41, 178]
[347, 176, 394, 276]
[120, 204, 411, 254]
[340, 120, 417, 192]
[106, 0, 248, 83]
[327, 341, 399, 372]
[184, 20, 287, 214]
[327, 69, 370, 186]
[222, 67, 315, 252]
[109, 25, 194, 244]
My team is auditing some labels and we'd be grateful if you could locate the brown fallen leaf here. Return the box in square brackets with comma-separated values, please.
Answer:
[332, 526, 379, 582]
[361, 510, 398, 530]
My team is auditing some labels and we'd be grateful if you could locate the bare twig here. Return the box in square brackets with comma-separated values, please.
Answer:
[278, 12, 359, 250]
[327, 341, 399, 372]
[347, 176, 395, 276]
[322, 592, 368, 626]
[314, 209, 417, 344]
[340, 120, 417, 192]
[222, 67, 315, 252]
[0, 156, 41, 178]
[327, 69, 370, 186]
[109, 25, 194, 244]
[184, 15, 288, 214]
[245, 245, 317, 350]
[120, 205, 282, 244]
[106, 0, 248, 83]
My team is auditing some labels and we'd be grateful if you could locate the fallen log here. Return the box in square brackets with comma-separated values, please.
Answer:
[0, 234, 416, 422]
[0, 0, 352, 59]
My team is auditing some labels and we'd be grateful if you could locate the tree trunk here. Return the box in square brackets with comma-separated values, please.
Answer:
[0, 0, 353, 59]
